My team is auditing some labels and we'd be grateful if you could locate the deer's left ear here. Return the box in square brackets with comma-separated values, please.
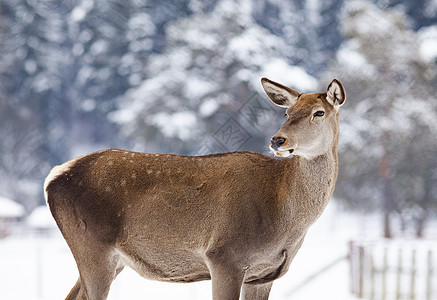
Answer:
[261, 77, 300, 108]
[326, 79, 346, 110]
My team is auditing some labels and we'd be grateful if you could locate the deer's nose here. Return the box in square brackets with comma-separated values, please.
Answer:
[270, 137, 287, 150]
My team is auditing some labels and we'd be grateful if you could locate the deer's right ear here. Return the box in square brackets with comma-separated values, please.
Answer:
[326, 79, 346, 110]
[261, 77, 300, 108]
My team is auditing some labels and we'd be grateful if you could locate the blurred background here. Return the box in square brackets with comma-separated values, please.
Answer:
[0, 0, 436, 299]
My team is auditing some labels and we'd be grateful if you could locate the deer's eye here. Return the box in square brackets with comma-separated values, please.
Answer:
[313, 111, 325, 117]
[284, 113, 288, 118]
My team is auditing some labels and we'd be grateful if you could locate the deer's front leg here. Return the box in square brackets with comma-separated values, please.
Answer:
[241, 282, 273, 300]
[209, 264, 244, 300]
[206, 249, 245, 300]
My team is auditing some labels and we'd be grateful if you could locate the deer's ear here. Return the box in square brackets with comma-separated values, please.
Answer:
[261, 77, 300, 108]
[326, 79, 346, 110]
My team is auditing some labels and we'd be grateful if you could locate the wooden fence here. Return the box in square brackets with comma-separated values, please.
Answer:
[349, 240, 436, 299]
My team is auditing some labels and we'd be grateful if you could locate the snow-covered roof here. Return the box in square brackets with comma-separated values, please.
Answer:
[27, 206, 57, 229]
[0, 196, 25, 218]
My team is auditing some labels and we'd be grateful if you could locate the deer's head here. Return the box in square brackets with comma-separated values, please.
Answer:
[261, 77, 346, 160]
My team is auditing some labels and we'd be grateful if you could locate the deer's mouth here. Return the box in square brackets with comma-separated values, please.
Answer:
[271, 148, 294, 158]
[269, 138, 296, 157]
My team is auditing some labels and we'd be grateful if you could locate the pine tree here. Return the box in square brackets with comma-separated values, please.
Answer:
[324, 1, 437, 237]
[0, 0, 68, 209]
[112, 0, 317, 155]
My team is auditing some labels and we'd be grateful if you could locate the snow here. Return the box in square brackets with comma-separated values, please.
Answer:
[228, 27, 284, 66]
[418, 25, 437, 62]
[27, 206, 57, 230]
[336, 42, 377, 77]
[70, 0, 94, 22]
[90, 39, 108, 56]
[306, 0, 321, 27]
[260, 58, 318, 92]
[0, 196, 25, 218]
[343, 1, 402, 37]
[199, 99, 220, 117]
[2, 201, 437, 300]
[151, 111, 198, 140]
[80, 98, 97, 112]
[127, 13, 155, 41]
[24, 60, 37, 75]
[184, 78, 216, 100]
[4, 203, 435, 300]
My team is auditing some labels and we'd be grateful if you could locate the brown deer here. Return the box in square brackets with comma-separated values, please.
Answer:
[44, 77, 346, 300]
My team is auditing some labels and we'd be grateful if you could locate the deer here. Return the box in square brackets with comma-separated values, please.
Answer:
[44, 77, 346, 300]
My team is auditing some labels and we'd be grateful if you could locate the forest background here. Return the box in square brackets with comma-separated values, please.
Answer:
[1, 0, 436, 238]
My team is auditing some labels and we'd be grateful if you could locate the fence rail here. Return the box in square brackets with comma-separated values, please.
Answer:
[349, 240, 436, 300]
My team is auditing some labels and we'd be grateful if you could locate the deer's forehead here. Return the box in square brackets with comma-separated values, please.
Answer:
[286, 93, 328, 114]
[298, 93, 327, 106]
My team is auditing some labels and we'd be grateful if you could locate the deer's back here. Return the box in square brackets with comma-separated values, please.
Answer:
[46, 149, 285, 244]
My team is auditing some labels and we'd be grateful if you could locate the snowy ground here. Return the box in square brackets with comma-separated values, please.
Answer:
[0, 203, 435, 300]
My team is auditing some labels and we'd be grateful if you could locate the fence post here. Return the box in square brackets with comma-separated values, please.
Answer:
[370, 251, 375, 300]
[349, 241, 435, 300]
[410, 249, 416, 300]
[426, 249, 433, 300]
[382, 247, 388, 300]
[358, 244, 365, 298]
[349, 241, 355, 295]
[349, 241, 365, 298]
[396, 248, 402, 300]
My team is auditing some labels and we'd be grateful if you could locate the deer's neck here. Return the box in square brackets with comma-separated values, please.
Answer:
[280, 149, 338, 225]
[296, 151, 338, 198]
[288, 117, 340, 211]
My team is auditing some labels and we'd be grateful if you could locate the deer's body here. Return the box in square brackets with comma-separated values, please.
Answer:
[45, 78, 345, 299]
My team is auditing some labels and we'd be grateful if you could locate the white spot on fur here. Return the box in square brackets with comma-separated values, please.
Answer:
[131, 172, 137, 179]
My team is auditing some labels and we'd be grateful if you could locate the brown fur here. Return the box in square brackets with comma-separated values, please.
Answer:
[45, 78, 345, 300]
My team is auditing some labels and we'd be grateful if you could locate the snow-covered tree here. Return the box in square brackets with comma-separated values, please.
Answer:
[379, 0, 437, 29]
[253, 0, 345, 75]
[0, 0, 223, 209]
[63, 0, 216, 156]
[0, 0, 69, 209]
[1, 0, 435, 215]
[324, 1, 437, 237]
[112, 0, 317, 155]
